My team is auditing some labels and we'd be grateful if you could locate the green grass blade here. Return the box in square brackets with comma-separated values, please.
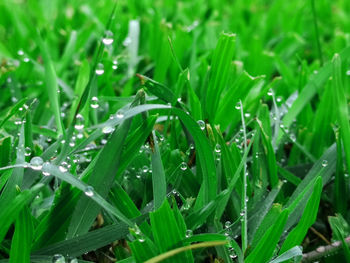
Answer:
[205, 32, 236, 122]
[0, 183, 43, 243]
[245, 209, 289, 263]
[332, 53, 350, 177]
[151, 131, 167, 210]
[280, 176, 322, 253]
[9, 206, 33, 263]
[37, 32, 64, 135]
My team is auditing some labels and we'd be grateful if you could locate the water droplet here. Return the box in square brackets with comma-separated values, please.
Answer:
[235, 102, 241, 110]
[17, 49, 24, 56]
[14, 118, 22, 125]
[59, 164, 68, 173]
[69, 259, 78, 263]
[116, 110, 124, 119]
[214, 144, 221, 153]
[240, 211, 245, 216]
[30, 157, 43, 170]
[138, 236, 145, 242]
[244, 112, 251, 118]
[24, 147, 32, 157]
[52, 254, 65, 263]
[102, 30, 114, 45]
[185, 229, 193, 238]
[142, 165, 149, 173]
[23, 57, 30, 63]
[84, 186, 94, 196]
[112, 60, 118, 70]
[276, 96, 283, 103]
[225, 221, 231, 229]
[321, 160, 328, 167]
[74, 114, 85, 130]
[43, 171, 50, 176]
[95, 63, 105, 75]
[267, 89, 274, 96]
[180, 162, 187, 171]
[90, 96, 99, 109]
[346, 70, 350, 76]
[102, 126, 115, 134]
[197, 120, 205, 130]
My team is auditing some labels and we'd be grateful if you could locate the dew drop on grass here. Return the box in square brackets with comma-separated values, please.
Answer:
[185, 229, 193, 238]
[52, 254, 65, 263]
[43, 171, 50, 176]
[95, 63, 105, 75]
[116, 110, 124, 119]
[84, 186, 94, 197]
[321, 160, 328, 167]
[180, 162, 187, 171]
[235, 102, 241, 110]
[17, 49, 24, 56]
[225, 221, 231, 229]
[59, 163, 68, 173]
[102, 30, 114, 45]
[142, 165, 149, 173]
[346, 70, 350, 76]
[14, 118, 22, 125]
[112, 60, 118, 70]
[30, 157, 43, 170]
[69, 259, 78, 263]
[90, 96, 99, 109]
[197, 120, 205, 130]
[267, 89, 274, 96]
[244, 112, 251, 118]
[74, 114, 84, 130]
[24, 147, 31, 156]
[102, 126, 115, 134]
[214, 144, 221, 153]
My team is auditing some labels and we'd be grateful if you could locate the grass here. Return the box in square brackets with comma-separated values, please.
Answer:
[0, 0, 350, 262]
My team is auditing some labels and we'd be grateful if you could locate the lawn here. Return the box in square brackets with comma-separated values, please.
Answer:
[0, 0, 350, 262]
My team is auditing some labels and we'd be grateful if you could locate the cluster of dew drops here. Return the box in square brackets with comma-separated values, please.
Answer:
[51, 254, 78, 263]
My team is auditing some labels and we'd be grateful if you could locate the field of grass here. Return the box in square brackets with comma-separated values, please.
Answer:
[0, 0, 350, 262]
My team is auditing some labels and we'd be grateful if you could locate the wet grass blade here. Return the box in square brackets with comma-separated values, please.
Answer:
[151, 131, 167, 210]
[280, 176, 322, 253]
[245, 209, 289, 263]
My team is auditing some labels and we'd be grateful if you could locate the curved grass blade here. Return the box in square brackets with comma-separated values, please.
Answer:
[41, 163, 132, 226]
[280, 177, 322, 253]
[245, 209, 289, 263]
[144, 241, 228, 263]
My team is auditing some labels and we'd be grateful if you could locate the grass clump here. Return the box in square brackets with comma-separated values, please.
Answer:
[0, 0, 350, 262]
